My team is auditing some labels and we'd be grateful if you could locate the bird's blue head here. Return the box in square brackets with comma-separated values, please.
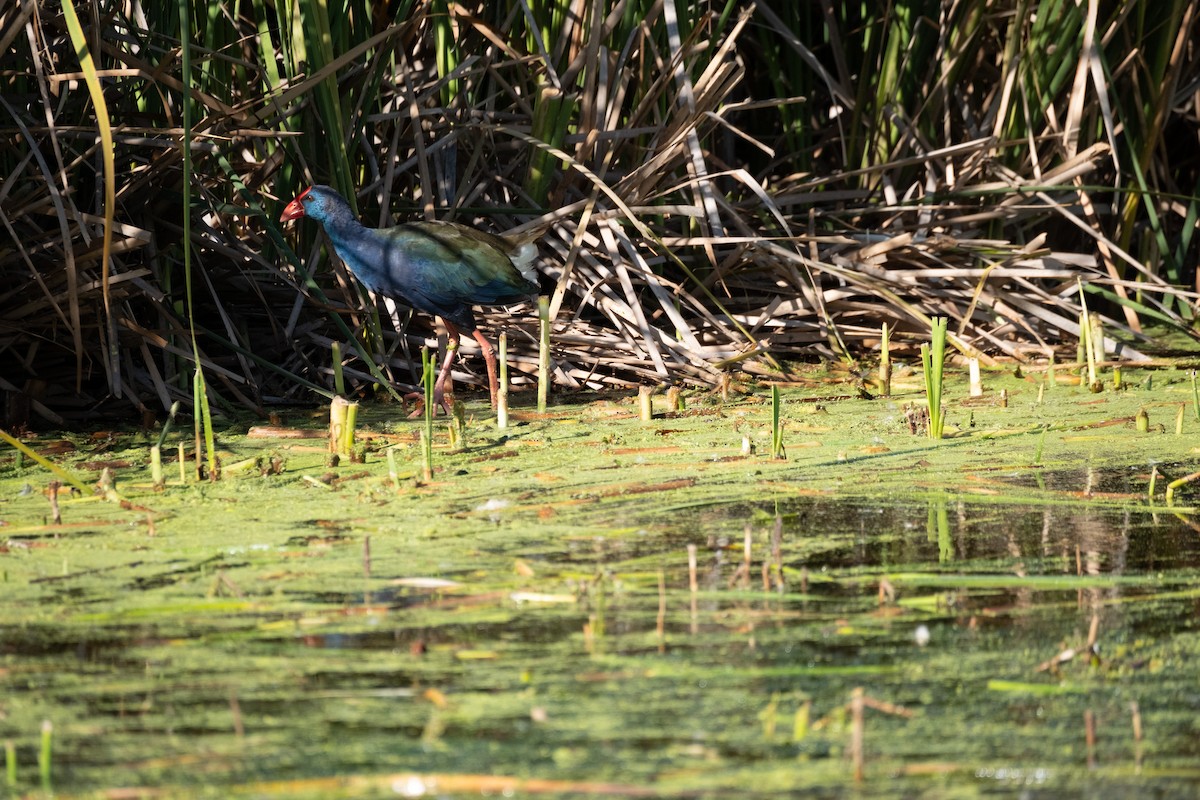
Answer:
[279, 185, 352, 226]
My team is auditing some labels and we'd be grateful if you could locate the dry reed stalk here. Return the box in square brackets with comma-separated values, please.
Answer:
[3, 2, 1198, 420]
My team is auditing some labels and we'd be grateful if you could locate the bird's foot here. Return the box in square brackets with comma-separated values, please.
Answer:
[405, 390, 454, 418]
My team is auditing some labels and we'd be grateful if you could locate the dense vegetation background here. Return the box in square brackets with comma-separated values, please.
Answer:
[2, 0, 1198, 425]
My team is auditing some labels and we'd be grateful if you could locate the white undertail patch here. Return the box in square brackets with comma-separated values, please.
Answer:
[509, 241, 539, 282]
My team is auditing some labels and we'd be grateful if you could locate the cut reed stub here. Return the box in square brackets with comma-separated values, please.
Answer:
[968, 358, 983, 397]
[638, 385, 654, 422]
[150, 445, 163, 489]
[497, 331, 509, 430]
[878, 322, 892, 398]
[665, 384, 683, 412]
[329, 395, 357, 456]
[537, 296, 550, 413]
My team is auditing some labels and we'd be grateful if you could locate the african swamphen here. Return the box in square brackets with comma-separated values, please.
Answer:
[280, 185, 539, 414]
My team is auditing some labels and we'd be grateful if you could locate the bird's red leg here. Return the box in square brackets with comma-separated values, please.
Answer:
[432, 322, 460, 415]
[471, 329, 500, 409]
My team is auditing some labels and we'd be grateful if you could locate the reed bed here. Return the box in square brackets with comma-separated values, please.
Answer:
[1, 1, 1198, 422]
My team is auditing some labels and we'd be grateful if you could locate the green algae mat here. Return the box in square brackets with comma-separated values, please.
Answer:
[3, 364, 1200, 798]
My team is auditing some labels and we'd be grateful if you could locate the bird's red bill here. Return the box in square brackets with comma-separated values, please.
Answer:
[279, 187, 312, 222]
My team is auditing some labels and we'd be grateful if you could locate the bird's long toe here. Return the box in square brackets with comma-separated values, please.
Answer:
[405, 391, 455, 418]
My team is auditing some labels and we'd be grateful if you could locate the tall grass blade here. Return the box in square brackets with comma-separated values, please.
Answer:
[60, 0, 118, 395]
[0, 428, 90, 494]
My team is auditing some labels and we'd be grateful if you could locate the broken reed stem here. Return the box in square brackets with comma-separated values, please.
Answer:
[5, 738, 15, 788]
[177, 442, 186, 483]
[497, 331, 509, 430]
[156, 400, 180, 451]
[1165, 470, 1200, 507]
[1176, 403, 1185, 435]
[537, 295, 550, 413]
[1136, 408, 1149, 433]
[878, 322, 891, 397]
[921, 317, 947, 439]
[639, 385, 654, 422]
[332, 341, 345, 397]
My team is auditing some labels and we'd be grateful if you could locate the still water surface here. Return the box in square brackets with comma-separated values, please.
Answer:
[4, 485, 1200, 798]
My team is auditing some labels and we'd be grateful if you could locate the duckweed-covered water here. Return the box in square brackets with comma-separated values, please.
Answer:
[3, 366, 1200, 797]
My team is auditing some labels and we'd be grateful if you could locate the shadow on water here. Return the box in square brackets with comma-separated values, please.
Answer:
[4, 469, 1200, 798]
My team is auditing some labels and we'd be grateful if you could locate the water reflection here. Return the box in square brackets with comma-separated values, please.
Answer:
[4, 475, 1200, 798]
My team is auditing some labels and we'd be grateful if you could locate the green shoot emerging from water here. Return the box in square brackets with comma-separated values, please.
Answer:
[921, 317, 948, 439]
[332, 341, 345, 397]
[421, 347, 435, 482]
[449, 400, 466, 452]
